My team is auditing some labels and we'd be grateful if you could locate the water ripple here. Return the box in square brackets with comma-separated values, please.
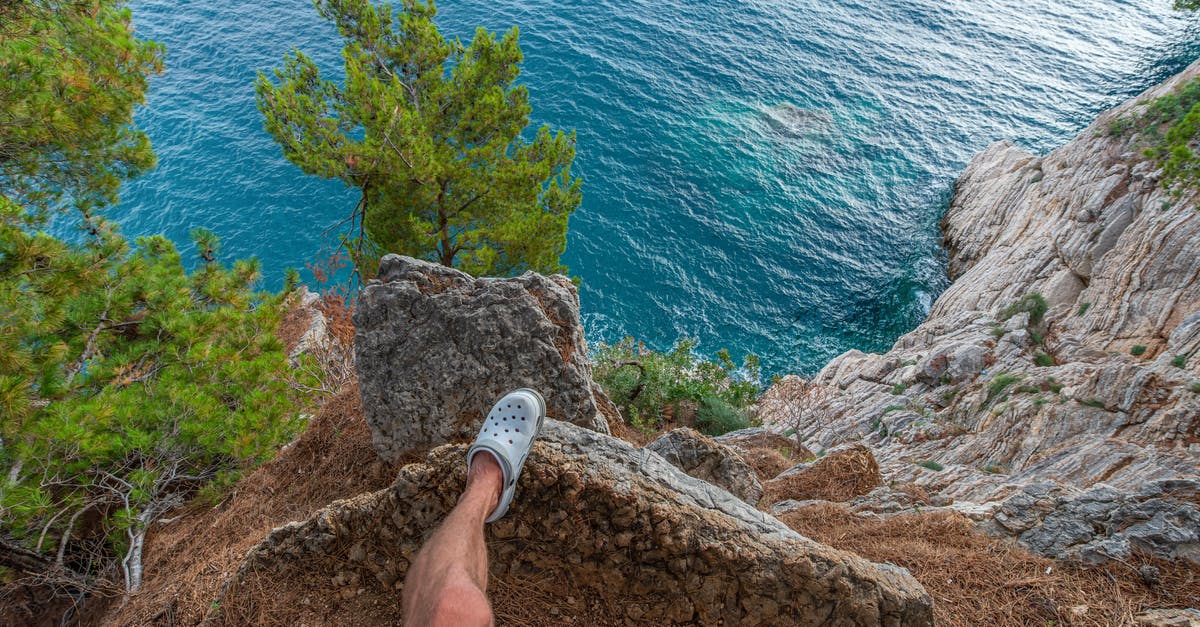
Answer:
[111, 0, 1200, 376]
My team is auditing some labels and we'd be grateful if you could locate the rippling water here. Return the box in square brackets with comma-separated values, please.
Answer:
[114, 0, 1198, 375]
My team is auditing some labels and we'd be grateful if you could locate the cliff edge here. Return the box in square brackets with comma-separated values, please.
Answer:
[761, 61, 1200, 564]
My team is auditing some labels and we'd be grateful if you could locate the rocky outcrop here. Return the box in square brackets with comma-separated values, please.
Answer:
[353, 255, 610, 462]
[987, 479, 1200, 564]
[759, 61, 1200, 562]
[645, 428, 763, 504]
[217, 420, 933, 625]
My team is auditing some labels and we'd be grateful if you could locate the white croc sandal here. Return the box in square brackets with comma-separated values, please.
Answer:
[467, 388, 547, 523]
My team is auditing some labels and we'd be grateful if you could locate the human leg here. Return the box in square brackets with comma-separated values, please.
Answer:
[402, 453, 503, 626]
[401, 389, 546, 626]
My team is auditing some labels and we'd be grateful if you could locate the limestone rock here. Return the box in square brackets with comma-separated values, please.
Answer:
[352, 255, 609, 461]
[756, 60, 1200, 563]
[645, 428, 763, 504]
[218, 420, 933, 625]
[1134, 608, 1200, 627]
[986, 480, 1200, 564]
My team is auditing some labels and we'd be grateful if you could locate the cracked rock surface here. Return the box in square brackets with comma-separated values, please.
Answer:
[353, 255, 610, 461]
[645, 427, 763, 504]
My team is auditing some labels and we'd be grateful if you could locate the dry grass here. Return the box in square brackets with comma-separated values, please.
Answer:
[779, 504, 1200, 627]
[760, 443, 881, 504]
[99, 383, 403, 626]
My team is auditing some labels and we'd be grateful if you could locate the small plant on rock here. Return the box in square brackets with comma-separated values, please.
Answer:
[917, 460, 944, 472]
[987, 372, 1022, 401]
[1000, 293, 1048, 327]
[1034, 352, 1055, 367]
[1131, 345, 1148, 356]
[1171, 355, 1188, 368]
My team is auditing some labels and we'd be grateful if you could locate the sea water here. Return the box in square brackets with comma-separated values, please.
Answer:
[113, 0, 1198, 375]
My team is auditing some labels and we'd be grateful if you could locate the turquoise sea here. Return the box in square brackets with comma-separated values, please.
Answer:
[113, 0, 1198, 376]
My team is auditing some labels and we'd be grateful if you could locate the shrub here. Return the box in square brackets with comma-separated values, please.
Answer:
[990, 326, 1006, 338]
[882, 405, 906, 414]
[1190, 381, 1200, 393]
[1110, 77, 1200, 196]
[1079, 398, 1107, 409]
[695, 395, 752, 436]
[917, 460, 944, 472]
[1034, 352, 1055, 367]
[1016, 385, 1041, 394]
[1172, 355, 1189, 368]
[1131, 345, 1148, 356]
[891, 383, 906, 395]
[1076, 302, 1092, 316]
[999, 293, 1048, 327]
[987, 373, 1022, 401]
[592, 337, 760, 431]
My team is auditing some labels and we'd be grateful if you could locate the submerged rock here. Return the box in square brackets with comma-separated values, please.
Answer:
[352, 255, 609, 461]
[218, 420, 933, 625]
[645, 428, 763, 504]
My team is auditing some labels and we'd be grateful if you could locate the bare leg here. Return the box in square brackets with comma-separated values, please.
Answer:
[402, 453, 503, 627]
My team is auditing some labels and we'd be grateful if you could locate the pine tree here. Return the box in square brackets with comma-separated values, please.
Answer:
[0, 0, 316, 598]
[256, 0, 581, 277]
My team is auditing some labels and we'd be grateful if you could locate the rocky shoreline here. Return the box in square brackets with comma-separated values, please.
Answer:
[759, 60, 1200, 564]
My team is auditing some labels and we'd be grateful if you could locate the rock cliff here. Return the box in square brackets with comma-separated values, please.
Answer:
[759, 61, 1200, 563]
[213, 420, 933, 625]
[354, 255, 611, 461]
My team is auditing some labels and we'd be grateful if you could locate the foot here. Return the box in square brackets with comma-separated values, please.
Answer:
[466, 388, 546, 523]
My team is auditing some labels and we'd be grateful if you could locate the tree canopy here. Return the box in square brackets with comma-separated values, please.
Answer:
[0, 0, 316, 601]
[256, 0, 581, 278]
[0, 0, 162, 223]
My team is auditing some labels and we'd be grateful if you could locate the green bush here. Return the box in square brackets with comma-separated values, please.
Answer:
[1034, 352, 1055, 367]
[916, 460, 944, 472]
[1130, 345, 1148, 356]
[1078, 398, 1107, 409]
[999, 293, 1048, 327]
[1, 228, 314, 589]
[1076, 302, 1092, 316]
[695, 395, 752, 436]
[1172, 355, 1189, 368]
[1190, 381, 1200, 393]
[891, 383, 907, 395]
[1109, 78, 1200, 196]
[987, 372, 1022, 401]
[592, 337, 760, 432]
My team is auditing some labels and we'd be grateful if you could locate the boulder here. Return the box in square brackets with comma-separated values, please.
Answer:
[352, 255, 609, 461]
[987, 480, 1200, 563]
[214, 420, 933, 625]
[762, 444, 883, 505]
[645, 428, 763, 504]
